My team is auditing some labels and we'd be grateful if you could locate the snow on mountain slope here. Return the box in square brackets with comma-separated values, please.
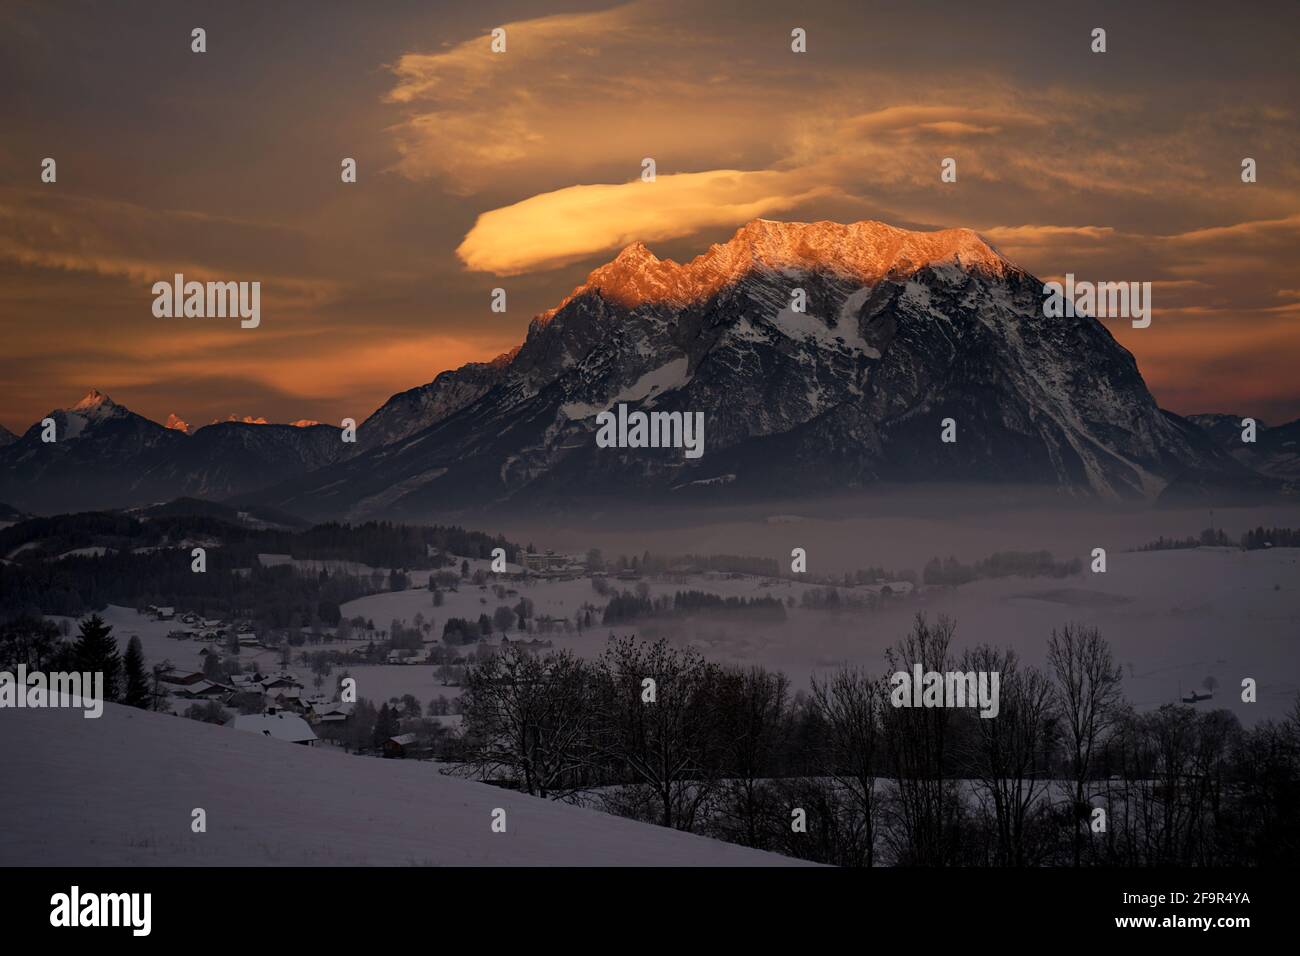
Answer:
[259, 218, 1248, 519]
[1188, 413, 1300, 481]
[0, 391, 347, 514]
[0, 704, 805, 866]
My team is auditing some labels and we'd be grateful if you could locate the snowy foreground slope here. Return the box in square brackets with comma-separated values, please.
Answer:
[0, 704, 805, 866]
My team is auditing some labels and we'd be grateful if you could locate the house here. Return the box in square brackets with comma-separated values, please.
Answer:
[158, 670, 206, 687]
[226, 711, 318, 746]
[523, 550, 583, 573]
[383, 733, 420, 758]
[309, 700, 354, 724]
[174, 680, 236, 700]
[147, 605, 175, 620]
[268, 687, 304, 711]
[260, 674, 303, 692]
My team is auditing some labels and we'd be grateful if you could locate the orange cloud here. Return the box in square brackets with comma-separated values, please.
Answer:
[456, 170, 830, 274]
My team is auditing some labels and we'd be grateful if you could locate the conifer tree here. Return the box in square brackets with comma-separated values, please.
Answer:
[122, 635, 150, 708]
[72, 614, 121, 702]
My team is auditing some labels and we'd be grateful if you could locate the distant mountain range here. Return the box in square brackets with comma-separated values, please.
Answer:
[1, 219, 1294, 518]
[0, 389, 346, 513]
[1185, 414, 1300, 481]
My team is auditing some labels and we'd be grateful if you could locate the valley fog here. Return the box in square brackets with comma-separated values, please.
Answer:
[485, 488, 1300, 573]
[329, 491, 1300, 726]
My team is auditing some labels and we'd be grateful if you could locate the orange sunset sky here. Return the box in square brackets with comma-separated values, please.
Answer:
[2, 0, 1298, 433]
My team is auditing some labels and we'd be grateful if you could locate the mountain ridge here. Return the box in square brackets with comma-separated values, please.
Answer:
[2, 219, 1291, 516]
[248, 218, 1270, 519]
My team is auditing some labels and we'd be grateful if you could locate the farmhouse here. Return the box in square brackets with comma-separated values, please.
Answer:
[260, 674, 303, 692]
[383, 733, 420, 758]
[157, 670, 205, 687]
[174, 679, 235, 700]
[226, 711, 318, 746]
[309, 700, 354, 724]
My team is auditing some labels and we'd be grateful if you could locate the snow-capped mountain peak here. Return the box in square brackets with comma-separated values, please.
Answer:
[69, 388, 122, 418]
[249, 216, 1250, 518]
[556, 218, 1013, 314]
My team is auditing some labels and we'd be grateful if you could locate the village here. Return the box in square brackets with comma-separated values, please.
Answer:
[101, 547, 921, 764]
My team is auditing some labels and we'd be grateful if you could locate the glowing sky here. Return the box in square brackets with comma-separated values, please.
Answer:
[2, 0, 1298, 432]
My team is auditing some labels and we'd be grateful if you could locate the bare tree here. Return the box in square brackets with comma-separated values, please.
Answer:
[716, 666, 790, 848]
[594, 636, 724, 831]
[1047, 623, 1123, 865]
[959, 645, 1056, 866]
[811, 667, 885, 865]
[881, 613, 961, 865]
[460, 646, 595, 799]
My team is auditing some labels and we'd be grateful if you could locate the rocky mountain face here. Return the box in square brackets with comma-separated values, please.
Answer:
[255, 219, 1252, 520]
[135, 420, 346, 500]
[354, 350, 516, 452]
[0, 390, 346, 513]
[0, 424, 17, 448]
[0, 390, 185, 513]
[1187, 413, 1300, 481]
[5, 220, 1283, 519]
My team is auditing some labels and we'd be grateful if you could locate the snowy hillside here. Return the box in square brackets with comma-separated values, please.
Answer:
[0, 703, 806, 866]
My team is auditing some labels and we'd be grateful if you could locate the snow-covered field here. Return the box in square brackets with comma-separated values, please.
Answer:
[50, 544, 1300, 726]
[339, 547, 1300, 724]
[0, 703, 808, 866]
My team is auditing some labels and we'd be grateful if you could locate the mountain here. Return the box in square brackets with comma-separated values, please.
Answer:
[1187, 413, 1300, 481]
[131, 496, 311, 530]
[0, 389, 185, 513]
[0, 390, 347, 514]
[135, 420, 346, 499]
[257, 218, 1251, 520]
[0, 423, 17, 448]
[355, 349, 516, 452]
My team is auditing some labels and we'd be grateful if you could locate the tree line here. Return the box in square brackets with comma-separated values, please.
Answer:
[601, 589, 786, 624]
[1, 613, 171, 712]
[457, 615, 1299, 866]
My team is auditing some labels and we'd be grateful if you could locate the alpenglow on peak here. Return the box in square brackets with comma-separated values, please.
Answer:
[567, 218, 1014, 310]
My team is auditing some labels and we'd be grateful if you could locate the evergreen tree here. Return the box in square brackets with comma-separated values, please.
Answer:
[373, 702, 399, 749]
[122, 635, 150, 709]
[203, 651, 224, 681]
[72, 614, 121, 702]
